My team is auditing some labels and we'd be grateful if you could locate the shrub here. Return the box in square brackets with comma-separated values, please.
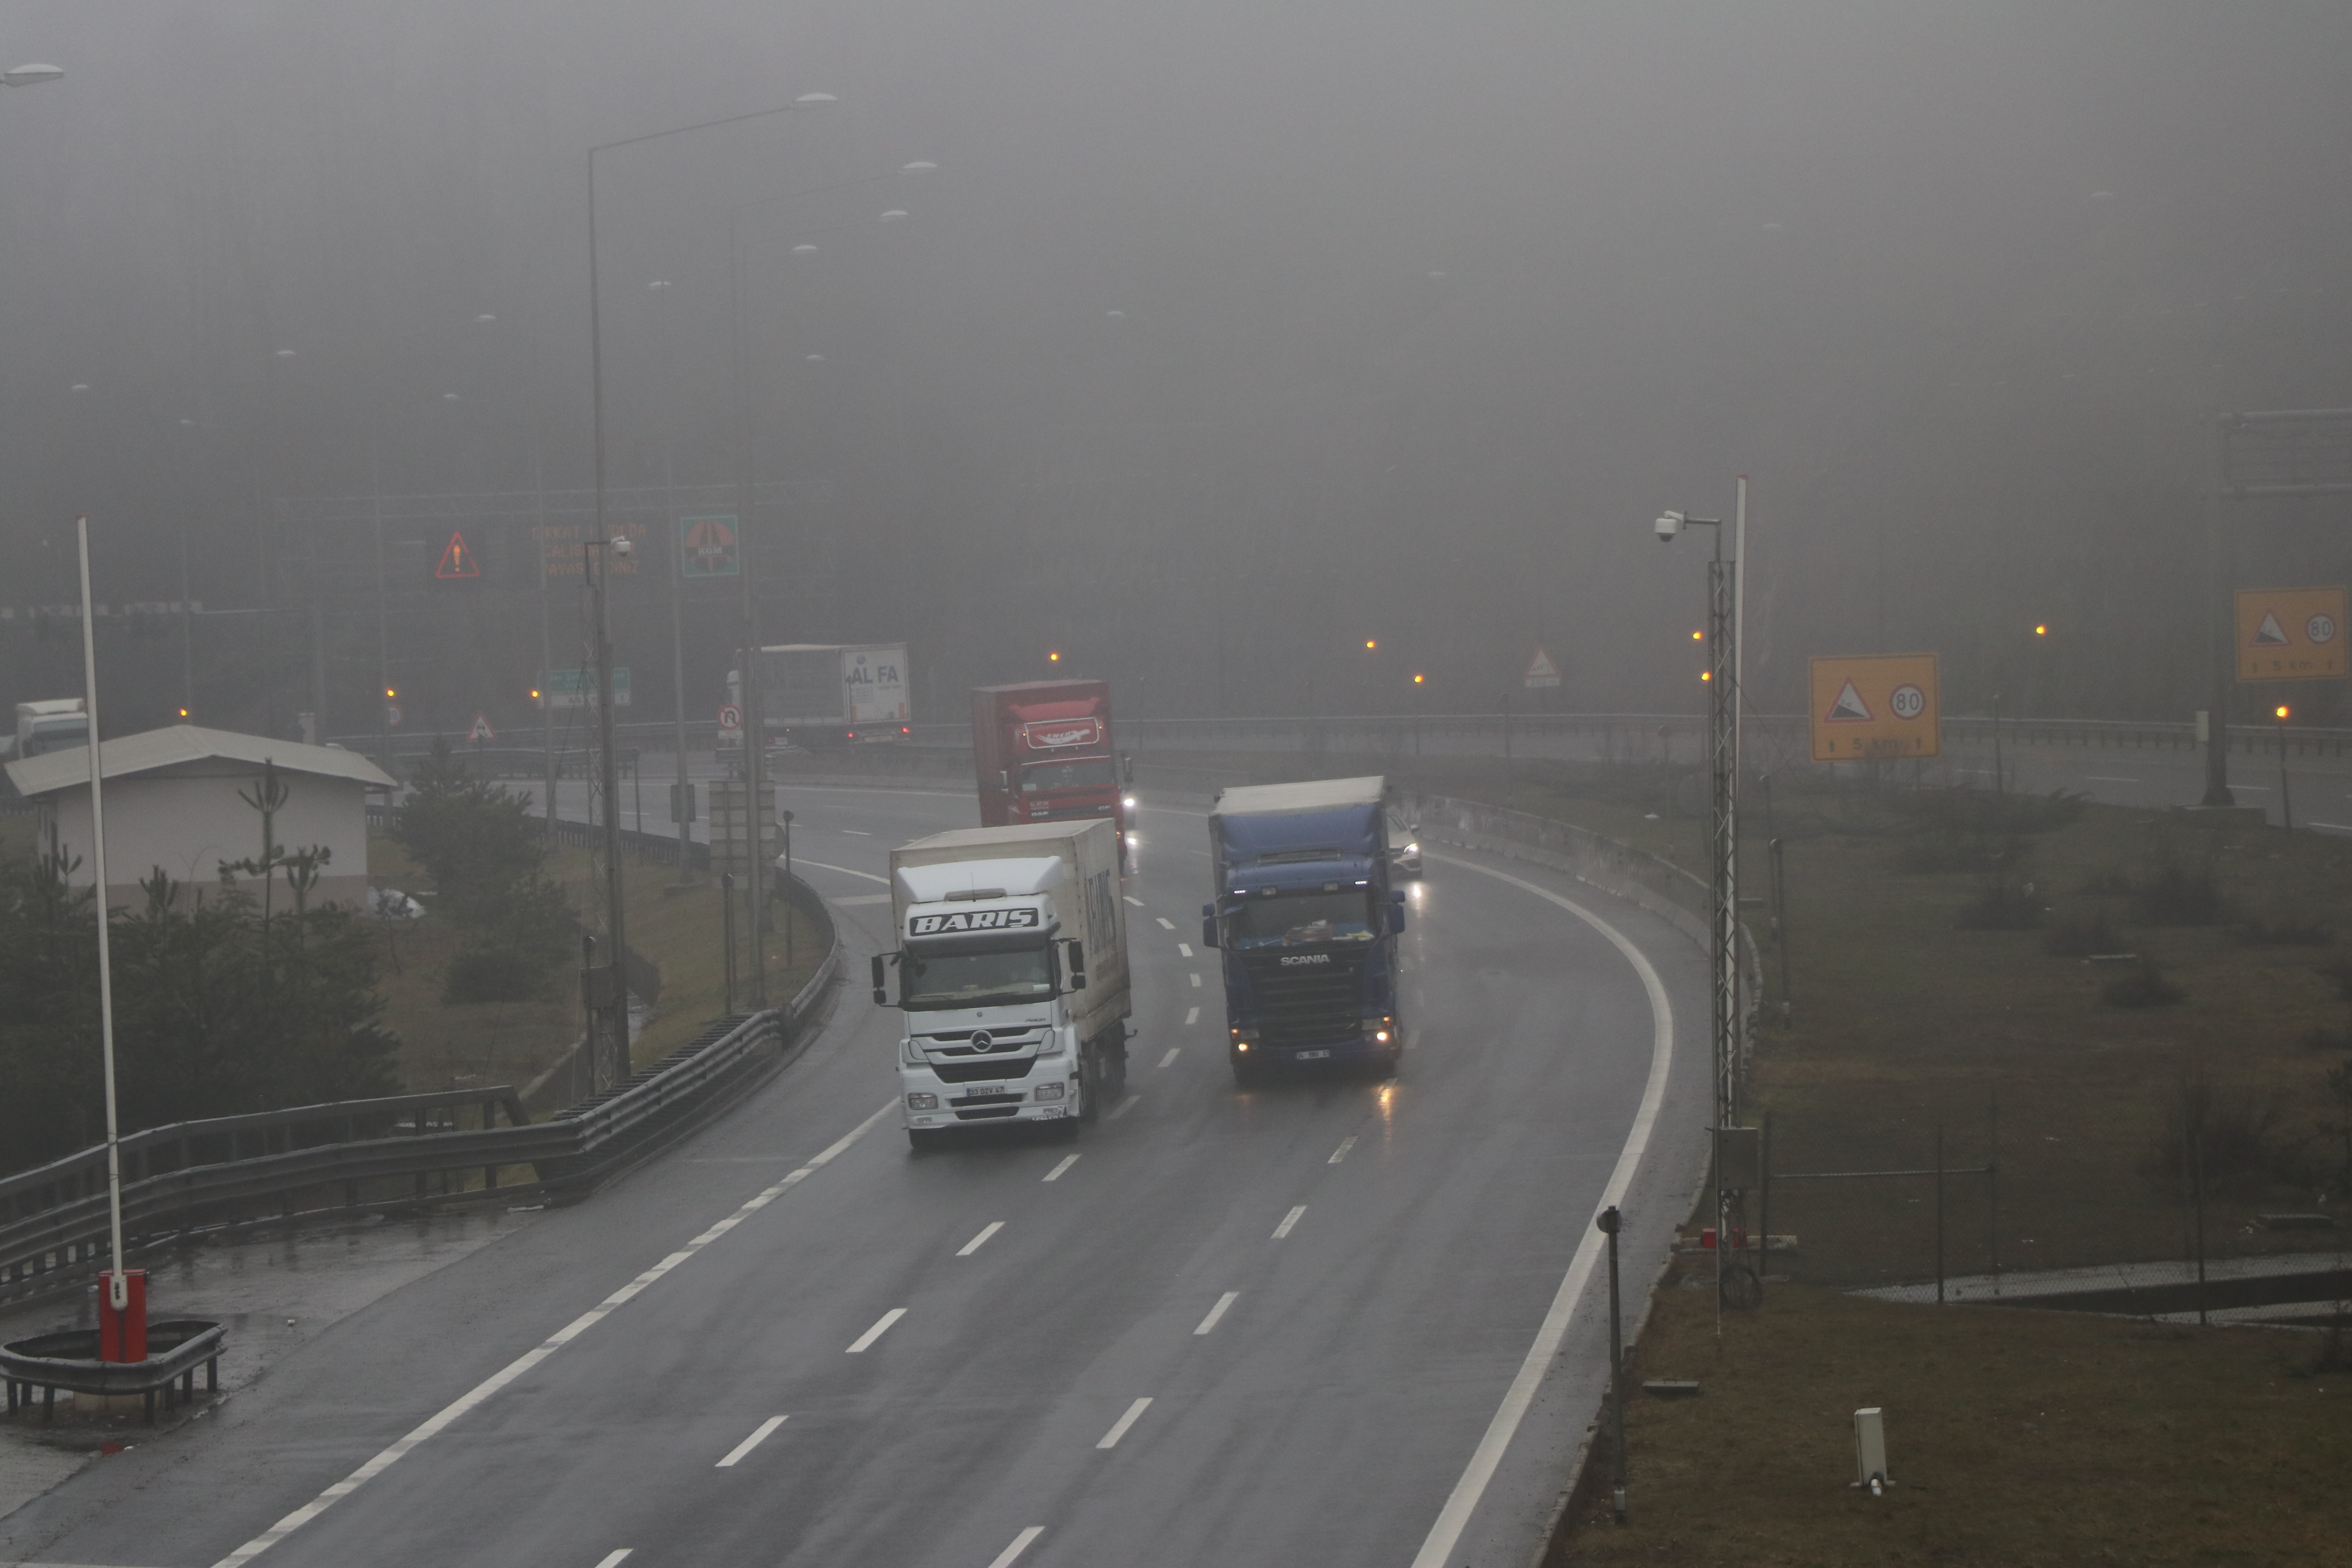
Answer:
[2103, 959, 2184, 1007]
[2133, 864, 2225, 926]
[2238, 914, 2332, 947]
[2044, 914, 2123, 957]
[2143, 1075, 2306, 1197]
[1957, 877, 2042, 930]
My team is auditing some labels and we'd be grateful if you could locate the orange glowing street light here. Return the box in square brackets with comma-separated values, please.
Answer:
[1365, 639, 1377, 650]
[1047, 650, 1060, 663]
[1691, 629, 1704, 641]
[1412, 673, 1425, 684]
[2276, 704, 2291, 720]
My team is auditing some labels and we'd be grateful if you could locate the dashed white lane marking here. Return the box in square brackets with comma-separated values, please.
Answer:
[1189, 973, 1201, 988]
[1157, 1048, 1180, 1070]
[1178, 942, 1194, 958]
[794, 857, 890, 884]
[1272, 1205, 1307, 1239]
[203, 1098, 898, 1568]
[1155, 916, 1176, 930]
[715, 1416, 789, 1467]
[1042, 1154, 1080, 1181]
[1193, 1292, 1240, 1335]
[839, 828, 873, 835]
[957, 1221, 1004, 1256]
[593, 1552, 633, 1568]
[1328, 1135, 1357, 1164]
[987, 1527, 1045, 1568]
[846, 1308, 907, 1353]
[1408, 851, 1677, 1568]
[1123, 895, 1145, 907]
[1185, 1005, 1199, 1025]
[1096, 1397, 1154, 1449]
[1107, 1094, 1142, 1120]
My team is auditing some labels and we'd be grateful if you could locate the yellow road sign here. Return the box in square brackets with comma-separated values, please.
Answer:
[2235, 585, 2347, 682]
[1809, 653, 1940, 761]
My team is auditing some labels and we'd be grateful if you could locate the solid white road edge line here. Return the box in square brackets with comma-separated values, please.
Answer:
[1042, 1154, 1080, 1181]
[1272, 1205, 1306, 1239]
[1096, 1396, 1154, 1449]
[715, 1416, 789, 1467]
[793, 857, 890, 884]
[987, 1526, 1045, 1568]
[1157, 1048, 1180, 1069]
[1328, 1135, 1357, 1165]
[958, 1221, 1005, 1256]
[846, 1307, 908, 1353]
[204, 1097, 899, 1568]
[1405, 851, 1676, 1568]
[1193, 1291, 1239, 1335]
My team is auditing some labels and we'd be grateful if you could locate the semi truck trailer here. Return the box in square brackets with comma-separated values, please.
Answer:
[2, 699, 89, 763]
[1201, 776, 1407, 1085]
[874, 819, 1131, 1149]
[971, 680, 1125, 839]
[725, 642, 910, 750]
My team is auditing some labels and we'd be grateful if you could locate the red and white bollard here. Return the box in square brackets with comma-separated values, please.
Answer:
[98, 1269, 147, 1363]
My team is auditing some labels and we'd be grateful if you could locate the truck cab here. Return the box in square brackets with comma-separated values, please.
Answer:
[1201, 777, 1407, 1084]
[971, 681, 1124, 843]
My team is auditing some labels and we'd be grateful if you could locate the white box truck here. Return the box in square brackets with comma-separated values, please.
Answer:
[873, 819, 1130, 1150]
[3, 699, 89, 763]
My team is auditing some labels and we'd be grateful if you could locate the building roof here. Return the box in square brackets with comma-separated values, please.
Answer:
[4, 725, 396, 798]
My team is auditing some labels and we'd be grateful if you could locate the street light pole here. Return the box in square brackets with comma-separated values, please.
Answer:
[585, 537, 632, 1085]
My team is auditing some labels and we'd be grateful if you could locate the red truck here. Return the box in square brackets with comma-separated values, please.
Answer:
[972, 681, 1126, 839]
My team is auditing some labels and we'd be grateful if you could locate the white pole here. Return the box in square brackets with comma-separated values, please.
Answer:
[76, 515, 129, 1313]
[1731, 476, 1747, 1087]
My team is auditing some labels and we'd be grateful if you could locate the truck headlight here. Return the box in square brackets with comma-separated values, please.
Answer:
[1035, 1082, 1065, 1101]
[906, 1092, 938, 1111]
[1374, 1031, 1390, 1043]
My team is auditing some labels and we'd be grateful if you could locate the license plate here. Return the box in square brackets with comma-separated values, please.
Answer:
[1294, 1049, 1331, 1060]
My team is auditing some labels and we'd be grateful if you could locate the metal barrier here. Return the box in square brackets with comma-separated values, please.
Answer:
[0, 884, 840, 1307]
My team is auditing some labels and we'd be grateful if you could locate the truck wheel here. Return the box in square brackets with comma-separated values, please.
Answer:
[1102, 1035, 1129, 1094]
[1231, 1058, 1261, 1090]
[1374, 1049, 1400, 1080]
[907, 1128, 950, 1153]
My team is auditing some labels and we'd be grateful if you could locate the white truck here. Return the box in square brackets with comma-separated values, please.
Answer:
[3, 699, 89, 763]
[873, 819, 1130, 1151]
[725, 642, 911, 750]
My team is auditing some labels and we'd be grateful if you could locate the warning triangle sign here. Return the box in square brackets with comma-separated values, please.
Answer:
[1824, 680, 1873, 722]
[2250, 610, 2289, 647]
[1524, 647, 1561, 687]
[468, 712, 495, 741]
[435, 531, 482, 580]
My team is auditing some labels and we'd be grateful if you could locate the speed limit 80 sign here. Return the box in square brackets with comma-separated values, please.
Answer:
[1809, 653, 1941, 761]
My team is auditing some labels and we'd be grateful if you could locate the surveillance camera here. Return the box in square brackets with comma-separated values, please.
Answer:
[611, 537, 633, 557]
[1654, 512, 1684, 543]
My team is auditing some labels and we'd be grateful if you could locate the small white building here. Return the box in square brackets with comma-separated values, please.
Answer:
[3, 725, 395, 911]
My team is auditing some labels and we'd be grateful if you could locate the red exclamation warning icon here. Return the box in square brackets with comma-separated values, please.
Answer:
[435, 531, 482, 579]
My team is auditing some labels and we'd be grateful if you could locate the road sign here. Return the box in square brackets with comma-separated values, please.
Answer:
[383, 703, 403, 728]
[468, 712, 495, 741]
[2235, 585, 2347, 682]
[537, 667, 632, 710]
[1809, 653, 1940, 760]
[434, 531, 482, 580]
[679, 515, 740, 578]
[1524, 647, 1561, 689]
[717, 703, 743, 735]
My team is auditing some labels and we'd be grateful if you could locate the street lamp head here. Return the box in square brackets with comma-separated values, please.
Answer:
[1655, 511, 1684, 542]
[792, 243, 818, 254]
[902, 161, 937, 172]
[795, 93, 837, 105]
[878, 209, 908, 222]
[2276, 704, 2290, 720]
[2, 63, 64, 87]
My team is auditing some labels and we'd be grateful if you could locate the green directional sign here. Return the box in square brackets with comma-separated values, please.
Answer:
[678, 515, 740, 578]
[538, 667, 631, 710]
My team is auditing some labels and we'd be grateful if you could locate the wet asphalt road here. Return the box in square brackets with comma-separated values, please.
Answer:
[0, 788, 1707, 1568]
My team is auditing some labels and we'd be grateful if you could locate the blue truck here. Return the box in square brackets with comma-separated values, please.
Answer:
[1200, 776, 1408, 1085]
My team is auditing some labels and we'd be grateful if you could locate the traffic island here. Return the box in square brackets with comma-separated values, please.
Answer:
[2, 1320, 223, 1425]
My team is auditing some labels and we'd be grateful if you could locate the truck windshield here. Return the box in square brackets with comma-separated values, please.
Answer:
[1021, 759, 1116, 792]
[1226, 891, 1377, 949]
[900, 938, 1056, 1009]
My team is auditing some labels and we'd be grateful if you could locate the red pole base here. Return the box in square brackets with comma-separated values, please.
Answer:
[98, 1270, 147, 1363]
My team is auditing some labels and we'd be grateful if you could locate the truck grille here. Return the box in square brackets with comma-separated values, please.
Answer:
[1241, 951, 1367, 1048]
[932, 1056, 1039, 1084]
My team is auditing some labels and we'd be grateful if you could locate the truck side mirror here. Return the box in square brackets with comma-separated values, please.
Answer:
[1200, 903, 1220, 950]
[1066, 940, 1087, 991]
[1388, 902, 1407, 935]
[870, 953, 889, 1006]
[998, 770, 1011, 791]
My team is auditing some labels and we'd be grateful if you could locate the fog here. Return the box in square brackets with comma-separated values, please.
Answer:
[3, 2, 2349, 739]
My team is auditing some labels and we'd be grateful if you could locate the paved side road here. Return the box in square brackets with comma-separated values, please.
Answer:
[3, 789, 1707, 1568]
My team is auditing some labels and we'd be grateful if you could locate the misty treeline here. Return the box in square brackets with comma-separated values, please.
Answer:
[0, 851, 397, 1177]
[3, 6, 2349, 736]
[390, 741, 577, 1005]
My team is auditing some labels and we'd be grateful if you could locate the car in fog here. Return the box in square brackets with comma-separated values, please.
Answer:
[1387, 809, 1422, 878]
